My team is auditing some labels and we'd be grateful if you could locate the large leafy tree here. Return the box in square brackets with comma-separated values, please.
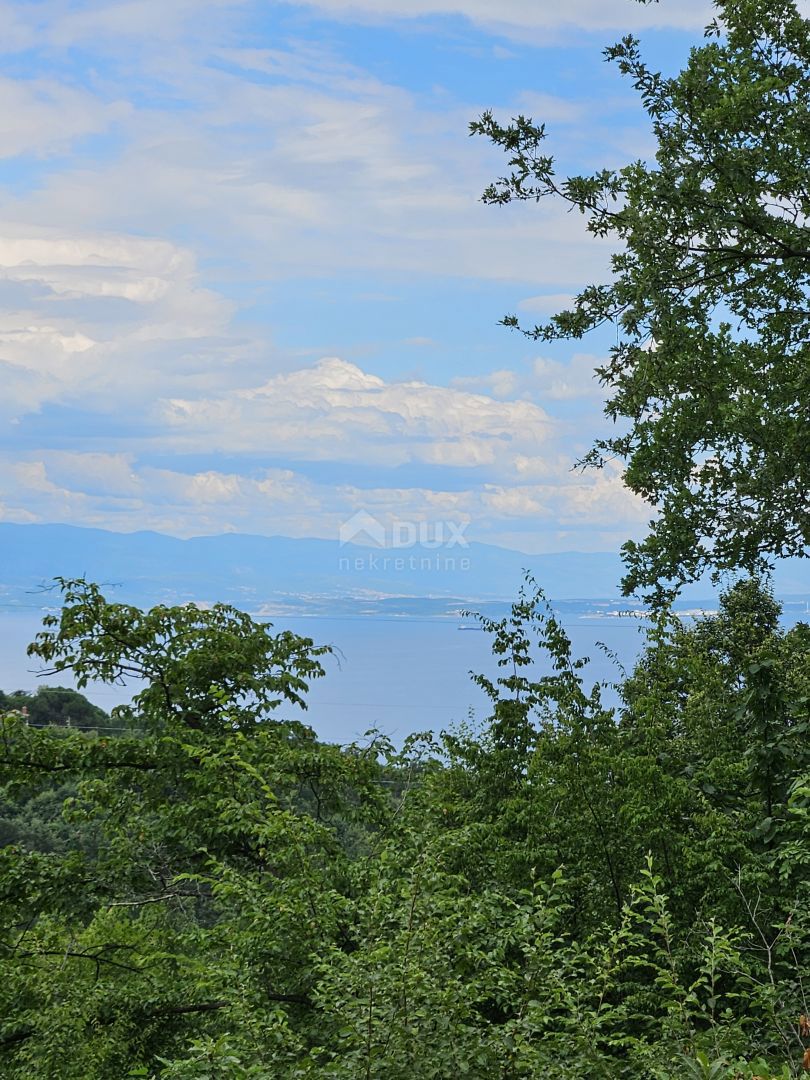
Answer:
[0, 581, 387, 1078]
[473, 0, 810, 597]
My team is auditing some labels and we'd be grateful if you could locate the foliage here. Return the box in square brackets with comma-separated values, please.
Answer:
[0, 581, 385, 1077]
[472, 0, 810, 597]
[0, 686, 108, 730]
[0, 687, 108, 853]
[1, 578, 809, 1077]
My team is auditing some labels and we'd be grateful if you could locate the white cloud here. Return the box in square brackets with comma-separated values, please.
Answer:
[277, 0, 714, 35]
[0, 218, 640, 545]
[160, 356, 554, 464]
[531, 353, 606, 401]
[0, 0, 720, 58]
[453, 370, 520, 399]
[0, 2, 44, 52]
[0, 0, 673, 551]
[37, 453, 143, 499]
[0, 40, 616, 290]
[453, 352, 607, 405]
[518, 293, 575, 315]
[0, 451, 648, 546]
[513, 453, 571, 480]
[482, 486, 549, 518]
[0, 1, 251, 52]
[0, 78, 130, 159]
[0, 226, 240, 417]
[556, 468, 648, 526]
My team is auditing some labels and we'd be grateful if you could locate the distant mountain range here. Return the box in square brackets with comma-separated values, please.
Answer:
[0, 523, 808, 616]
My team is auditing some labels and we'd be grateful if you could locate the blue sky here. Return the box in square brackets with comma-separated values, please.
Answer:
[0, 0, 720, 553]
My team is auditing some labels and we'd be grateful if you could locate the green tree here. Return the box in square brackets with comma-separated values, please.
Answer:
[473, 0, 810, 597]
[0, 686, 108, 729]
[312, 578, 810, 1078]
[0, 688, 109, 853]
[617, 579, 810, 929]
[0, 580, 387, 1078]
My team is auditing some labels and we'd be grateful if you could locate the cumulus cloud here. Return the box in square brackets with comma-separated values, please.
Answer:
[453, 352, 606, 404]
[530, 354, 606, 401]
[0, 226, 239, 417]
[160, 356, 554, 465]
[0, 450, 647, 547]
[0, 223, 632, 545]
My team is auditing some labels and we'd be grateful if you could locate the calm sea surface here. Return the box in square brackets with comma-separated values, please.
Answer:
[1, 605, 805, 743]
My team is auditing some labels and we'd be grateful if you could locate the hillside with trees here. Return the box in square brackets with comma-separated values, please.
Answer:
[0, 576, 808, 1077]
[1, 0, 809, 1076]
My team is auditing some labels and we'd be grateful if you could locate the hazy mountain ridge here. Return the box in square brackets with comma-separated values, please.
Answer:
[1, 523, 808, 615]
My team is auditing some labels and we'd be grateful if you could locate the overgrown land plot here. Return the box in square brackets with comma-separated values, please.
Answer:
[1, 575, 808, 1078]
[3, 0, 810, 1076]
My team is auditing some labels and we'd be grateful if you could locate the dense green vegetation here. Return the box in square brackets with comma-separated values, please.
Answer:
[0, 576, 808, 1077]
[0, 689, 111, 854]
[0, 687, 109, 731]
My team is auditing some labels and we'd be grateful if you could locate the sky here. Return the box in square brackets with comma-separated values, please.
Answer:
[0, 0, 724, 554]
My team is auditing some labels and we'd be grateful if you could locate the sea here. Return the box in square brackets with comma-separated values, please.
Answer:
[2, 600, 807, 744]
